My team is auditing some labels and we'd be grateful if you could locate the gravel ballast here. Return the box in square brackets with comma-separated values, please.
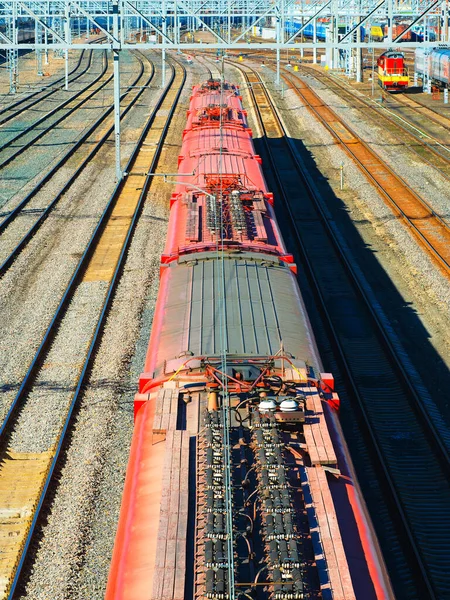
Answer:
[0, 55, 158, 265]
[0, 52, 161, 422]
[0, 48, 82, 98]
[0, 51, 101, 147]
[302, 73, 450, 225]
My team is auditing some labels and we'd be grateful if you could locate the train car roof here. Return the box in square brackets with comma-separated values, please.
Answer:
[148, 253, 319, 379]
[431, 47, 450, 56]
[380, 51, 404, 58]
[415, 46, 450, 54]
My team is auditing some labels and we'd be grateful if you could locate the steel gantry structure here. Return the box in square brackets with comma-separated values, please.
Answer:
[0, 0, 449, 178]
[0, 0, 448, 51]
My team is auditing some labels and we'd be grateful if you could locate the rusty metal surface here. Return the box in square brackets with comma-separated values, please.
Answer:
[284, 73, 450, 275]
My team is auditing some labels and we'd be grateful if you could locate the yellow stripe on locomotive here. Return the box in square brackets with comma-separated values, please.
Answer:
[378, 73, 409, 90]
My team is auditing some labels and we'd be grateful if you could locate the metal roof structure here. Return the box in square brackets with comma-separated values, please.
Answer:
[0, 0, 448, 51]
[151, 253, 318, 380]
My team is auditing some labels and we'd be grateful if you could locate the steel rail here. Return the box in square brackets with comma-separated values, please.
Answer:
[283, 72, 450, 275]
[0, 49, 104, 152]
[0, 49, 89, 124]
[0, 52, 112, 167]
[299, 65, 450, 169]
[390, 89, 450, 134]
[2, 55, 186, 600]
[0, 52, 144, 236]
[230, 52, 450, 175]
[279, 67, 450, 460]
[0, 53, 151, 276]
[374, 99, 450, 156]
[230, 59, 450, 599]
[244, 54, 450, 178]
[0, 50, 150, 431]
[0, 37, 108, 125]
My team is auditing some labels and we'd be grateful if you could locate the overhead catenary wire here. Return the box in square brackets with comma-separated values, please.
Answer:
[214, 61, 236, 600]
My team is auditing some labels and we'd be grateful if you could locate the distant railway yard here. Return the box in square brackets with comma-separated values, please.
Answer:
[1, 41, 450, 600]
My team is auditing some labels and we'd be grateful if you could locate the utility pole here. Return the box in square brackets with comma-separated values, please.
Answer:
[356, 0, 362, 82]
[387, 0, 393, 43]
[313, 17, 317, 64]
[36, 21, 43, 76]
[371, 48, 375, 96]
[8, 4, 18, 94]
[443, 0, 449, 42]
[113, 0, 122, 181]
[162, 0, 166, 88]
[44, 27, 49, 65]
[276, 15, 280, 85]
[64, 2, 70, 90]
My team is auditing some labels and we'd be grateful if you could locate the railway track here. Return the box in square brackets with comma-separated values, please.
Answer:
[298, 65, 450, 174]
[391, 88, 450, 134]
[232, 53, 450, 180]
[0, 51, 111, 168]
[229, 59, 450, 600]
[0, 56, 186, 600]
[282, 71, 450, 276]
[0, 51, 153, 276]
[0, 49, 90, 126]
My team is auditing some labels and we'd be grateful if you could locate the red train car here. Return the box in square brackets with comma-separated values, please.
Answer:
[105, 79, 394, 600]
[383, 23, 412, 41]
[377, 50, 409, 91]
[163, 83, 292, 267]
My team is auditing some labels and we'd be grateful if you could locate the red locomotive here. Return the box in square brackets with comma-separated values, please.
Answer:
[105, 79, 394, 600]
[377, 50, 409, 91]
